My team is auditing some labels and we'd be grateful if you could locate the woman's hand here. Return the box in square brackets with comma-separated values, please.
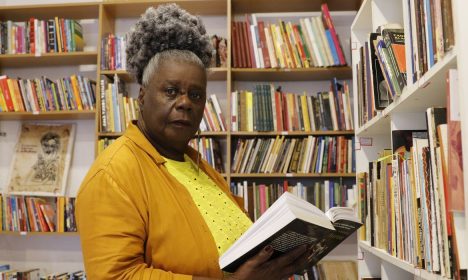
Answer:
[226, 244, 314, 280]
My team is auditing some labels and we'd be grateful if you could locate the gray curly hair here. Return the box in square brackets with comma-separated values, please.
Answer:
[126, 3, 213, 85]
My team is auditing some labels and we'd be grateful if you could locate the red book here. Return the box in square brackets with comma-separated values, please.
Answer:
[60, 18, 67, 52]
[240, 21, 251, 68]
[244, 15, 256, 68]
[321, 3, 346, 65]
[0, 76, 14, 111]
[29, 18, 35, 53]
[257, 21, 271, 68]
[231, 22, 239, 68]
[274, 91, 283, 131]
[236, 22, 246, 68]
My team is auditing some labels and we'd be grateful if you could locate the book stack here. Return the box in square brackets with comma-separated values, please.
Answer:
[0, 195, 77, 232]
[356, 26, 407, 125]
[231, 180, 356, 221]
[231, 4, 346, 68]
[188, 137, 224, 173]
[357, 99, 466, 277]
[200, 94, 227, 132]
[407, 0, 455, 82]
[0, 18, 84, 55]
[99, 75, 139, 133]
[101, 33, 127, 71]
[231, 79, 353, 132]
[231, 135, 355, 174]
[0, 75, 96, 113]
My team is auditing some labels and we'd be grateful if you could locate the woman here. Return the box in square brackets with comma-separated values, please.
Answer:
[76, 4, 313, 280]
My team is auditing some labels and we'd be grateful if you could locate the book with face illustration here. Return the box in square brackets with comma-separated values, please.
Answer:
[7, 123, 76, 196]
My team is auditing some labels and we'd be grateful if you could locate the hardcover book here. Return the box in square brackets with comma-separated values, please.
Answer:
[219, 192, 361, 273]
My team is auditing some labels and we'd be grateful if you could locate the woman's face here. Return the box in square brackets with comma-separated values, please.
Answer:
[138, 58, 207, 154]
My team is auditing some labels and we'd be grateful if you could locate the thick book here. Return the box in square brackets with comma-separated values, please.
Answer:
[219, 192, 361, 273]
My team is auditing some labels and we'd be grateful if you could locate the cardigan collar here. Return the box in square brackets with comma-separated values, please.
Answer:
[124, 121, 200, 166]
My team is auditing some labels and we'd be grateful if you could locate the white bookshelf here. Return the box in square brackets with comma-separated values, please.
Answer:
[351, 0, 468, 279]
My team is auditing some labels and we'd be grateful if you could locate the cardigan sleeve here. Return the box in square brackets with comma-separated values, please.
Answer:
[76, 170, 192, 280]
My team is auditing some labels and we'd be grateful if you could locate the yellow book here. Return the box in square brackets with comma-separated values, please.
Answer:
[270, 24, 285, 68]
[245, 91, 253, 132]
[300, 93, 311, 131]
[70, 75, 84, 110]
[277, 21, 294, 68]
[57, 197, 64, 232]
[106, 84, 115, 132]
[0, 86, 8, 112]
[6, 79, 20, 111]
[55, 17, 63, 53]
[285, 22, 303, 68]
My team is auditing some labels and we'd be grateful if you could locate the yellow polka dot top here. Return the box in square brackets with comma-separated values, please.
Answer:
[163, 154, 252, 255]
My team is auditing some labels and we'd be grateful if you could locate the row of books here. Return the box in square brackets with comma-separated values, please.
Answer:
[101, 33, 227, 71]
[188, 137, 224, 173]
[99, 75, 138, 133]
[200, 94, 227, 132]
[231, 79, 353, 132]
[0, 265, 85, 280]
[232, 4, 346, 68]
[356, 27, 406, 125]
[231, 135, 355, 174]
[0, 75, 96, 113]
[0, 18, 84, 55]
[101, 33, 127, 71]
[0, 195, 77, 233]
[357, 97, 465, 279]
[407, 0, 455, 82]
[231, 180, 356, 221]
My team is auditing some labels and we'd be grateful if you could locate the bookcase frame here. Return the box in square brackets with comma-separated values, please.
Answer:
[0, 0, 361, 275]
[351, 0, 468, 279]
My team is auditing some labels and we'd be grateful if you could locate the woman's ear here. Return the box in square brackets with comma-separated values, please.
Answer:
[138, 87, 145, 107]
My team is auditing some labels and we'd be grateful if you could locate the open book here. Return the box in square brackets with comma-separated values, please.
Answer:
[219, 192, 362, 273]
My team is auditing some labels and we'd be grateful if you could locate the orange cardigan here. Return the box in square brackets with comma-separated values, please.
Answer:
[76, 123, 243, 280]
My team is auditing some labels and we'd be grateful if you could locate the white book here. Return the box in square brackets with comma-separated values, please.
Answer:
[219, 192, 361, 273]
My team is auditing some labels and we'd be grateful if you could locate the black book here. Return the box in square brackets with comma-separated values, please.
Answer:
[219, 192, 362, 273]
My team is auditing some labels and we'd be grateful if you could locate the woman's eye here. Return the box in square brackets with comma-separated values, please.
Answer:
[189, 91, 203, 100]
[166, 87, 178, 96]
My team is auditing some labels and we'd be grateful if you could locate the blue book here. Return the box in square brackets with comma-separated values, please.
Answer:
[424, 0, 434, 68]
[0, 264, 10, 271]
[325, 30, 340, 65]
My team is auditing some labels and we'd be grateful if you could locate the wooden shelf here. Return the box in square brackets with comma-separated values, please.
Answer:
[98, 132, 123, 137]
[231, 130, 355, 137]
[101, 68, 227, 82]
[232, 67, 352, 81]
[200, 131, 228, 136]
[0, 52, 98, 68]
[359, 241, 450, 280]
[0, 110, 96, 120]
[0, 231, 79, 236]
[0, 2, 99, 21]
[356, 49, 457, 137]
[102, 0, 227, 17]
[230, 173, 355, 178]
[232, 0, 361, 13]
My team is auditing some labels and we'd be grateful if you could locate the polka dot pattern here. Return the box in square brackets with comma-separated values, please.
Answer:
[164, 154, 252, 255]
